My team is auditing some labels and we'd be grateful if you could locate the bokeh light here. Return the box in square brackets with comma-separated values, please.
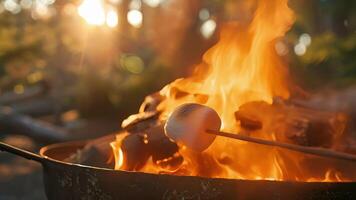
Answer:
[20, 0, 32, 9]
[121, 55, 144, 74]
[27, 72, 43, 83]
[199, 8, 210, 21]
[127, 9, 143, 28]
[106, 9, 119, 28]
[33, 2, 49, 18]
[4, 0, 21, 14]
[78, 0, 106, 25]
[14, 84, 25, 94]
[294, 33, 311, 56]
[299, 33, 312, 46]
[200, 19, 216, 39]
[143, 0, 164, 8]
[294, 43, 306, 56]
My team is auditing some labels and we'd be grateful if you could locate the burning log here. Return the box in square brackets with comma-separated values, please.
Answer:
[120, 133, 151, 170]
[234, 100, 347, 148]
[121, 93, 163, 133]
[121, 111, 159, 133]
[163, 103, 356, 163]
[65, 134, 116, 168]
[66, 95, 350, 174]
[138, 92, 164, 113]
[68, 116, 182, 170]
[118, 123, 182, 171]
[145, 124, 182, 169]
[67, 126, 182, 171]
[234, 112, 263, 130]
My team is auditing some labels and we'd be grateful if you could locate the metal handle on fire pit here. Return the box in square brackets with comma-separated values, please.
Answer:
[208, 130, 356, 162]
[0, 141, 44, 163]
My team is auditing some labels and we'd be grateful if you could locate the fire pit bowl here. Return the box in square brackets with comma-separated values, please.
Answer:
[0, 141, 355, 200]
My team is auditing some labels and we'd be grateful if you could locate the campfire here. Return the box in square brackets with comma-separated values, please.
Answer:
[2, 0, 356, 199]
[69, 0, 356, 182]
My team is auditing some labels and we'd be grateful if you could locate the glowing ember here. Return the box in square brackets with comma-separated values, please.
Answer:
[111, 0, 356, 182]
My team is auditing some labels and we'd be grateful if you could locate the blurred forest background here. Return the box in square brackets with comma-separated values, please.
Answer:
[0, 0, 355, 125]
[0, 0, 356, 198]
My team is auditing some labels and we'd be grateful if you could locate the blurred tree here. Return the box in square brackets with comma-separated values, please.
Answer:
[288, 0, 356, 90]
[0, 0, 356, 120]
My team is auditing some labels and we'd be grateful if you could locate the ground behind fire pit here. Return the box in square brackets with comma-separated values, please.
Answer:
[0, 116, 120, 199]
[0, 135, 46, 200]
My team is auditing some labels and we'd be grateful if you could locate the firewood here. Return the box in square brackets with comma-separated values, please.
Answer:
[65, 134, 116, 168]
[121, 112, 159, 133]
[66, 124, 183, 171]
[65, 144, 115, 169]
[121, 124, 182, 170]
[234, 112, 262, 130]
[120, 134, 151, 171]
[139, 92, 164, 113]
[234, 101, 268, 131]
[145, 124, 182, 168]
[122, 92, 165, 132]
[234, 101, 347, 148]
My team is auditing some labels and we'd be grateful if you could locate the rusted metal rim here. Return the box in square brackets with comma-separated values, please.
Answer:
[39, 140, 356, 184]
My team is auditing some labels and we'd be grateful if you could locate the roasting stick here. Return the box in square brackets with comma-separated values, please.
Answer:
[165, 103, 356, 162]
[206, 129, 356, 162]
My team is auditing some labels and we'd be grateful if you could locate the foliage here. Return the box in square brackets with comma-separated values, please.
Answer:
[0, 0, 356, 118]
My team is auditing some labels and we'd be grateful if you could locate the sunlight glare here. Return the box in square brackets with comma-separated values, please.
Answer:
[78, 0, 105, 25]
[106, 9, 118, 28]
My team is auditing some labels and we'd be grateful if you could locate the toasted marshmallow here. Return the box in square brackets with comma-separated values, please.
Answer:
[165, 103, 221, 152]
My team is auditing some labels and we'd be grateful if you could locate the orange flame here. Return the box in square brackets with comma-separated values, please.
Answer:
[159, 0, 293, 131]
[111, 133, 127, 170]
[111, 0, 356, 182]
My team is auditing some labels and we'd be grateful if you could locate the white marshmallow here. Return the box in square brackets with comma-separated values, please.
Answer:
[164, 103, 221, 152]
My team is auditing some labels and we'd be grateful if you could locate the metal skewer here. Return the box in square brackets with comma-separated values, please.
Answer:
[207, 129, 356, 162]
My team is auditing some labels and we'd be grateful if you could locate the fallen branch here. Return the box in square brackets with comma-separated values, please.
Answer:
[0, 107, 70, 143]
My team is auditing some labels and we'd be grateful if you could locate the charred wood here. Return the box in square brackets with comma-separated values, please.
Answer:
[67, 123, 182, 170]
[235, 100, 347, 148]
[120, 134, 151, 171]
[121, 111, 159, 133]
[234, 112, 263, 130]
[139, 92, 164, 113]
[145, 124, 182, 169]
[65, 134, 116, 168]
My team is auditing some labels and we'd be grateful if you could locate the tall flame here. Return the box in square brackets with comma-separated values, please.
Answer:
[159, 0, 293, 131]
[111, 0, 356, 181]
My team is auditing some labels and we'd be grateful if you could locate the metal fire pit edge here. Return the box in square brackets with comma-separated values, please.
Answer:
[40, 141, 356, 200]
